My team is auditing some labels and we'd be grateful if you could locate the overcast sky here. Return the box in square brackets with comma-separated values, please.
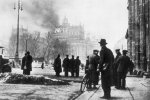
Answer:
[0, 0, 128, 49]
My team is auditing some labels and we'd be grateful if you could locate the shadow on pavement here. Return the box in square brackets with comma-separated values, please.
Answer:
[100, 96, 123, 100]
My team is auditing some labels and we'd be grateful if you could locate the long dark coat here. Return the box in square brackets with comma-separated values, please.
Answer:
[54, 57, 62, 73]
[21, 55, 26, 70]
[26, 54, 33, 71]
[113, 52, 121, 85]
[63, 57, 70, 72]
[117, 55, 131, 75]
[99, 46, 114, 87]
[69, 58, 75, 72]
[89, 53, 100, 85]
[75, 59, 81, 71]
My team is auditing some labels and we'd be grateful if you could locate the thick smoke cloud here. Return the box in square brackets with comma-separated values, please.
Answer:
[23, 0, 59, 30]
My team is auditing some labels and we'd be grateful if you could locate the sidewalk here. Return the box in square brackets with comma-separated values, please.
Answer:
[76, 77, 150, 100]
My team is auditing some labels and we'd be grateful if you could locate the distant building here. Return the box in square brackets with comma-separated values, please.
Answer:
[126, 0, 150, 72]
[52, 17, 98, 61]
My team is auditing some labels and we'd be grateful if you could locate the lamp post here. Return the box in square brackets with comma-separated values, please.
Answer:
[26, 39, 27, 52]
[14, 0, 23, 62]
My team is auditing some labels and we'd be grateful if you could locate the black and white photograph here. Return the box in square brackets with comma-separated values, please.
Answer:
[0, 0, 150, 100]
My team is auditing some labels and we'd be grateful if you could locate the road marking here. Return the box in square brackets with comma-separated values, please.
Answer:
[88, 84, 101, 100]
[127, 87, 134, 100]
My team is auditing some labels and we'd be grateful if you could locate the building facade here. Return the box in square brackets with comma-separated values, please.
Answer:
[52, 17, 98, 61]
[126, 0, 150, 72]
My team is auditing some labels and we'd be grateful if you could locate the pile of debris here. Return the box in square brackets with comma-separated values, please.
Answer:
[0, 73, 70, 85]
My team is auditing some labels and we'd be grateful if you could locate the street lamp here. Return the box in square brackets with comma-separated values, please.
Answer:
[25, 35, 29, 52]
[26, 39, 27, 52]
[14, 0, 23, 62]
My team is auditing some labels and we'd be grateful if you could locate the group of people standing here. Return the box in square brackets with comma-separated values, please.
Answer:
[113, 49, 134, 89]
[20, 39, 134, 99]
[53, 54, 81, 77]
[85, 39, 134, 99]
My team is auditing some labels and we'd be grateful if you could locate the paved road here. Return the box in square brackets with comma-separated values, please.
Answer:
[4, 67, 150, 100]
[76, 77, 150, 100]
[0, 67, 83, 100]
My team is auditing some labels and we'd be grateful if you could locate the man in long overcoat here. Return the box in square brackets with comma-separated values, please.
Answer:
[54, 54, 62, 77]
[70, 55, 75, 77]
[116, 50, 131, 89]
[88, 50, 100, 89]
[63, 55, 70, 77]
[22, 51, 33, 75]
[98, 39, 114, 99]
[75, 56, 81, 77]
[113, 49, 121, 87]
[21, 53, 27, 74]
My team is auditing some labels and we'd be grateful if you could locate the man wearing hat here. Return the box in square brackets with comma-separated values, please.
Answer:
[88, 49, 100, 89]
[113, 49, 122, 88]
[98, 39, 114, 98]
[63, 55, 70, 77]
[116, 50, 131, 89]
[22, 51, 33, 75]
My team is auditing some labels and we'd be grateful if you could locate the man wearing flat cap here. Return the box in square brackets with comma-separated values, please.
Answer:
[116, 50, 131, 89]
[88, 50, 100, 89]
[98, 39, 114, 99]
[113, 49, 122, 88]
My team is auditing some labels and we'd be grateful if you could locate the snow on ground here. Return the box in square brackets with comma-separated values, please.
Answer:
[0, 66, 84, 100]
[0, 82, 81, 100]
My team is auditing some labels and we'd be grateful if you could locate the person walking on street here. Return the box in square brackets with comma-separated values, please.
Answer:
[113, 49, 121, 88]
[116, 50, 131, 89]
[88, 50, 100, 89]
[63, 55, 70, 77]
[21, 53, 27, 75]
[75, 56, 81, 77]
[54, 54, 62, 77]
[70, 55, 75, 77]
[98, 39, 114, 99]
[21, 51, 33, 75]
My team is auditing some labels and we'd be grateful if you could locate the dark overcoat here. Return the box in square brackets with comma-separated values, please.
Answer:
[26, 54, 33, 71]
[99, 46, 114, 86]
[54, 57, 62, 73]
[113, 53, 121, 85]
[63, 58, 70, 72]
[88, 54, 100, 85]
[21, 56, 26, 70]
[117, 55, 131, 76]
[75, 59, 81, 71]
[69, 58, 75, 71]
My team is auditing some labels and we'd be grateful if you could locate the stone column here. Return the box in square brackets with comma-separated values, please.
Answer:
[135, 0, 141, 70]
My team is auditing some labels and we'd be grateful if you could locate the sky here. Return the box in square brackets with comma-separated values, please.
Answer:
[0, 0, 128, 50]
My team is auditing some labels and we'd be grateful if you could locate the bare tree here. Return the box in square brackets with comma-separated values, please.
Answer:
[40, 32, 54, 63]
[52, 38, 69, 59]
[27, 32, 40, 58]
[9, 30, 40, 58]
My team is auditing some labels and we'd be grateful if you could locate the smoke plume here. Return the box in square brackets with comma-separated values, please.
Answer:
[23, 0, 59, 30]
